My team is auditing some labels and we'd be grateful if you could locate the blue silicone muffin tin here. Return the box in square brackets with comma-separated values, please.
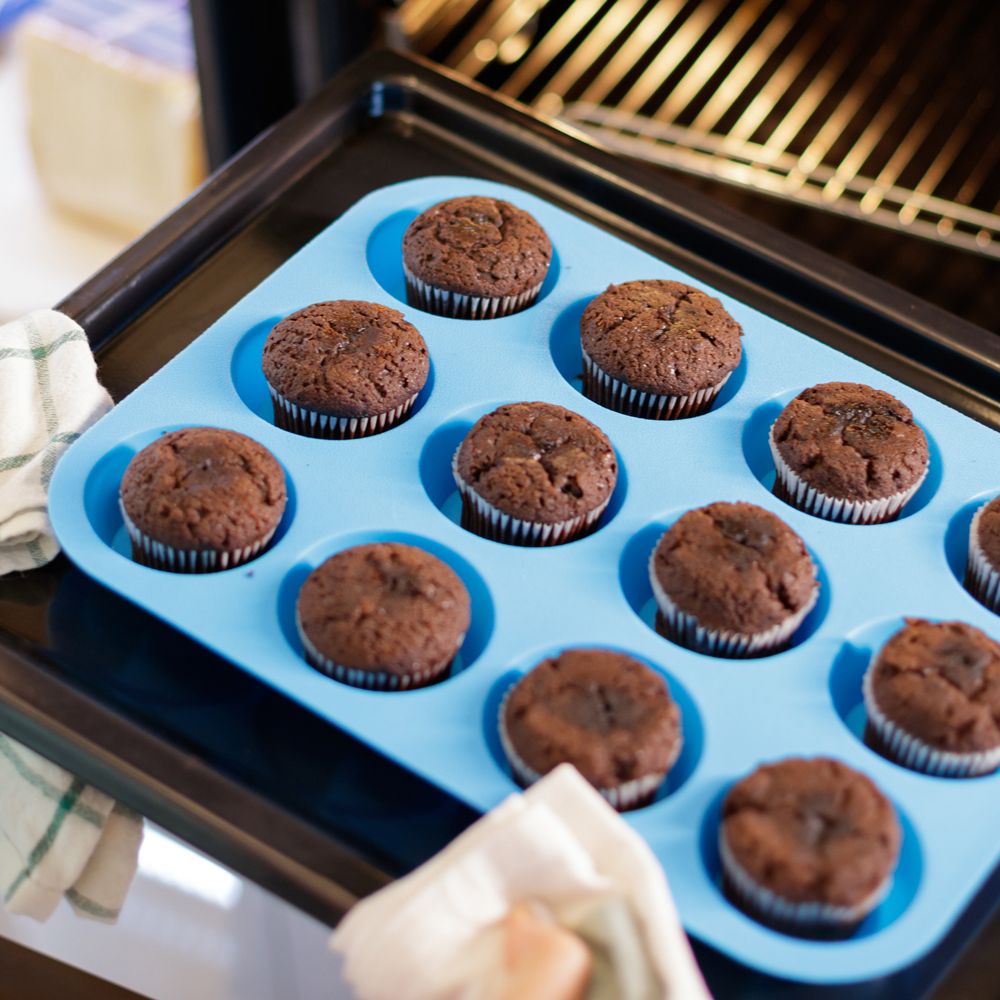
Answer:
[50, 177, 1000, 984]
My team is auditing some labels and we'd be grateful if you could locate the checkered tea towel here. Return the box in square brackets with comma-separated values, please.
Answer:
[0, 310, 140, 921]
[332, 764, 710, 1000]
[0, 308, 112, 574]
[0, 735, 143, 921]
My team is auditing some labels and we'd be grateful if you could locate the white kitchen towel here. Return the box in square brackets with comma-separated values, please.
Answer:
[0, 310, 140, 921]
[331, 764, 710, 1000]
[0, 734, 143, 921]
[0, 308, 112, 574]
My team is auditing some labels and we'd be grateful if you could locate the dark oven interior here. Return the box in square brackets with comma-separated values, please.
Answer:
[387, 0, 999, 332]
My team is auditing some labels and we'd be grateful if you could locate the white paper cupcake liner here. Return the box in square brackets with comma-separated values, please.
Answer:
[403, 263, 544, 319]
[581, 348, 731, 420]
[768, 425, 926, 525]
[648, 551, 818, 658]
[497, 684, 677, 810]
[862, 660, 1000, 777]
[269, 386, 417, 440]
[452, 449, 610, 546]
[121, 502, 276, 573]
[719, 828, 890, 930]
[296, 607, 459, 691]
[966, 502, 1000, 613]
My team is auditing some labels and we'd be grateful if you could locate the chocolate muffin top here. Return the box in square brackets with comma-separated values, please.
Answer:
[651, 502, 817, 636]
[402, 196, 552, 299]
[120, 427, 286, 552]
[868, 619, 1000, 754]
[974, 496, 1000, 570]
[722, 757, 901, 909]
[580, 280, 743, 395]
[454, 402, 618, 525]
[296, 543, 470, 678]
[502, 648, 682, 789]
[262, 300, 429, 417]
[771, 382, 929, 502]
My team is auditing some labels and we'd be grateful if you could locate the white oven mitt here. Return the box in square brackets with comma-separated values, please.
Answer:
[0, 310, 140, 921]
[331, 764, 711, 1000]
[0, 308, 112, 574]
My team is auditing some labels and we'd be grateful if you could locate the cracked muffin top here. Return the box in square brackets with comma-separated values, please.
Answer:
[501, 648, 682, 794]
[651, 501, 818, 636]
[580, 280, 742, 396]
[722, 757, 901, 909]
[454, 402, 617, 525]
[120, 427, 286, 552]
[771, 382, 929, 502]
[402, 196, 552, 299]
[296, 542, 470, 678]
[868, 619, 1000, 755]
[263, 300, 429, 417]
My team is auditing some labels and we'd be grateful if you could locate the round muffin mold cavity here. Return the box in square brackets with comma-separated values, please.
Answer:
[401, 195, 552, 318]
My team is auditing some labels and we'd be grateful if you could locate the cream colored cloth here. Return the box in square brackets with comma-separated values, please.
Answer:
[331, 765, 710, 1000]
[0, 308, 111, 574]
[0, 310, 139, 921]
[0, 734, 143, 922]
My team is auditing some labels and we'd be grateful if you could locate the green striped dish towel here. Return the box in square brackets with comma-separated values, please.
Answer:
[0, 734, 142, 921]
[0, 309, 112, 574]
[1, 310, 141, 921]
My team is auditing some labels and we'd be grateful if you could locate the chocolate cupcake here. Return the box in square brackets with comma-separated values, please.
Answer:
[580, 280, 742, 419]
[262, 300, 429, 439]
[769, 382, 929, 524]
[649, 501, 818, 657]
[119, 427, 287, 572]
[720, 758, 901, 934]
[863, 619, 1000, 777]
[499, 648, 682, 809]
[402, 196, 552, 319]
[967, 496, 1000, 614]
[296, 542, 470, 690]
[453, 402, 618, 546]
